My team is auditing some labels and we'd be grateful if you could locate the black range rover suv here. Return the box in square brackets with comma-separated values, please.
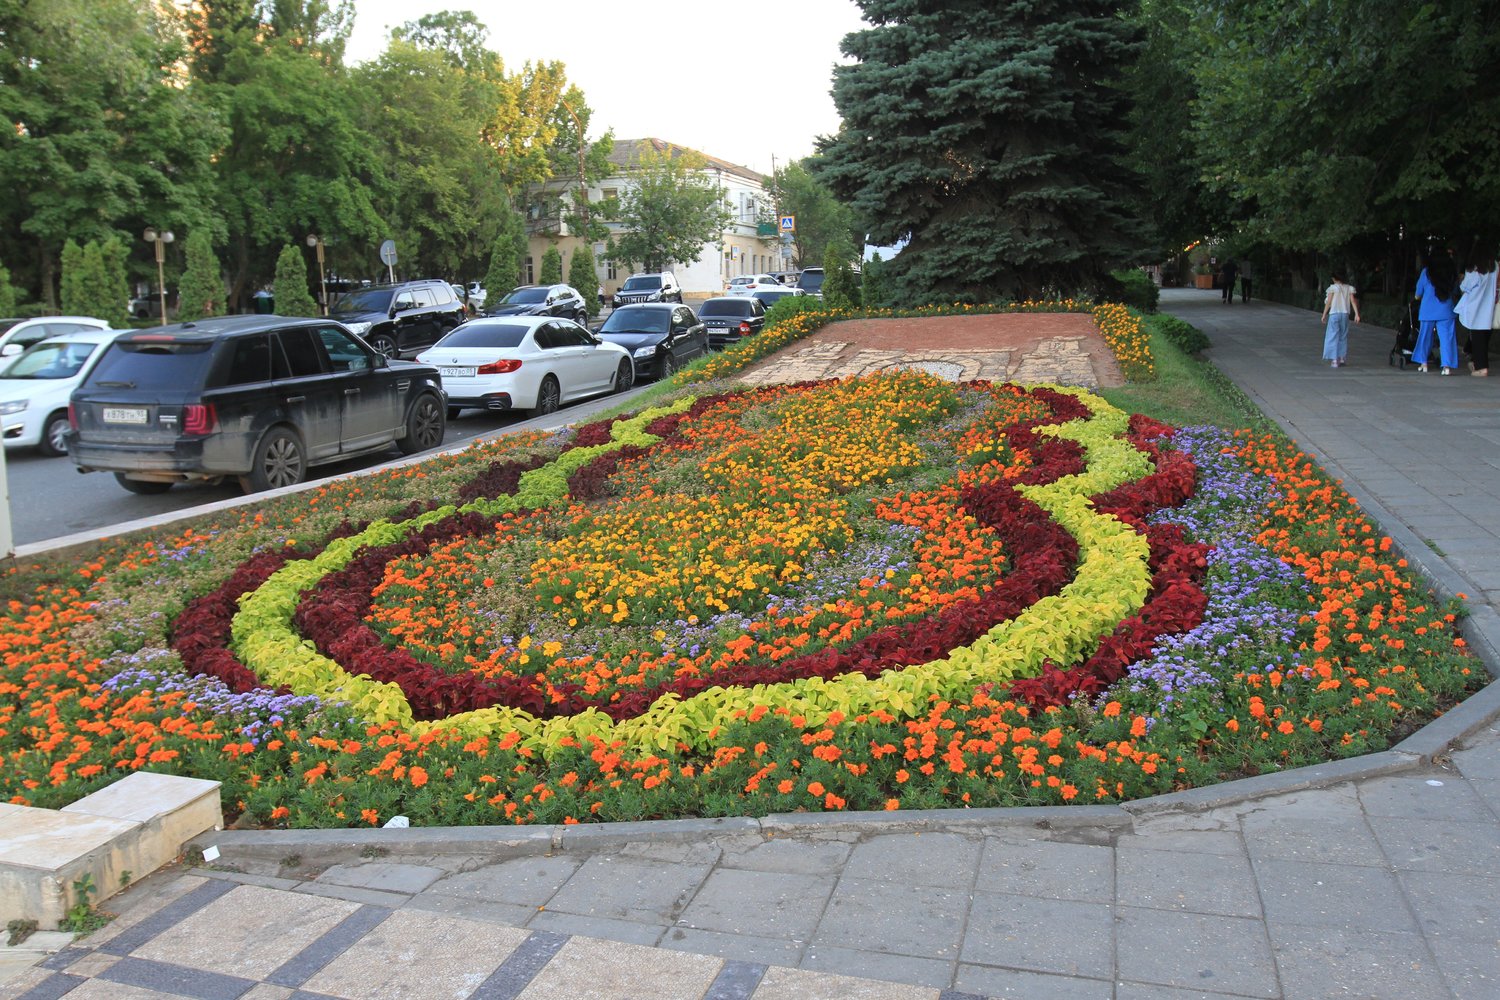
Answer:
[68, 316, 447, 494]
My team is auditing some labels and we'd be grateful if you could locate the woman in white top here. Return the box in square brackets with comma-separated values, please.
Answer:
[1320, 270, 1360, 367]
[1456, 255, 1498, 376]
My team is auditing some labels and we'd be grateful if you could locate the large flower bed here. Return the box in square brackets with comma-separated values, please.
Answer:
[0, 367, 1481, 828]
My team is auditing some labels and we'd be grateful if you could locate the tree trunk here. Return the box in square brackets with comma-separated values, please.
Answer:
[38, 239, 56, 311]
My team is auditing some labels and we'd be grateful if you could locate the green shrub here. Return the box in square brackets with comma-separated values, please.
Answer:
[1149, 313, 1210, 354]
[568, 248, 601, 319]
[763, 295, 824, 327]
[1109, 268, 1159, 313]
[272, 245, 318, 317]
[539, 246, 563, 285]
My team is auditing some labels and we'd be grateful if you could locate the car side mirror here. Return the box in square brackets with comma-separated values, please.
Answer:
[0, 344, 19, 358]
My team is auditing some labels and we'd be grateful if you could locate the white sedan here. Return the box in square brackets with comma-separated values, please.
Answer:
[1, 328, 123, 456]
[725, 274, 786, 296]
[416, 316, 634, 418]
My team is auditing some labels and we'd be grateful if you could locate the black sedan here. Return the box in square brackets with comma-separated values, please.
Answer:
[595, 304, 709, 380]
[698, 296, 768, 350]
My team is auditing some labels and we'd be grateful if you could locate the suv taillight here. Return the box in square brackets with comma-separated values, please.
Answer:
[183, 403, 218, 435]
[477, 359, 522, 375]
[68, 402, 78, 429]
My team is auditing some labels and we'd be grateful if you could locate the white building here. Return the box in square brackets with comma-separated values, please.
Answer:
[523, 138, 787, 298]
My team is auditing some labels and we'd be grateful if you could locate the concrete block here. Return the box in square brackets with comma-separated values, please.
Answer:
[0, 805, 140, 927]
[1, 772, 222, 929]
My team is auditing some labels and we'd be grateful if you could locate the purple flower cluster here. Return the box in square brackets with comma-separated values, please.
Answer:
[100, 665, 344, 744]
[1128, 427, 1310, 710]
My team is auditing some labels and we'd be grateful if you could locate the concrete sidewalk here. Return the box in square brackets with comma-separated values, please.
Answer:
[4, 289, 1500, 1000]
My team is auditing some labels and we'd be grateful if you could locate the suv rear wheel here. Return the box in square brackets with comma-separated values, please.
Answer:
[242, 427, 306, 493]
[398, 394, 445, 455]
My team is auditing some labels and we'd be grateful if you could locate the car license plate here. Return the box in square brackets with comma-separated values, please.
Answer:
[102, 407, 148, 425]
[440, 366, 477, 378]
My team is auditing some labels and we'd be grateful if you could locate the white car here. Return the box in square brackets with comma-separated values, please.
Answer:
[416, 316, 633, 418]
[1, 328, 124, 456]
[725, 274, 785, 296]
[0, 316, 111, 358]
[466, 282, 487, 309]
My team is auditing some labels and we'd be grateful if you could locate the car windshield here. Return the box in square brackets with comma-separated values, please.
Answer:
[698, 300, 751, 317]
[797, 271, 825, 292]
[621, 276, 662, 291]
[600, 309, 670, 334]
[434, 323, 531, 349]
[84, 341, 216, 389]
[1, 341, 97, 380]
[499, 288, 548, 305]
[331, 289, 394, 314]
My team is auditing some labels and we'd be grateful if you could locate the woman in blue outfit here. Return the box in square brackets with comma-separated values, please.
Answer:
[1412, 252, 1460, 374]
[1320, 270, 1359, 367]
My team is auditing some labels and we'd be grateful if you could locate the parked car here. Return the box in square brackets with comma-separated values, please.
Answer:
[771, 271, 801, 288]
[725, 273, 782, 295]
[129, 291, 174, 320]
[328, 279, 467, 359]
[595, 304, 709, 381]
[0, 316, 111, 358]
[1, 328, 125, 456]
[750, 288, 805, 310]
[697, 296, 768, 350]
[612, 272, 682, 307]
[465, 282, 487, 310]
[416, 316, 632, 418]
[796, 267, 825, 298]
[485, 284, 588, 323]
[67, 316, 447, 494]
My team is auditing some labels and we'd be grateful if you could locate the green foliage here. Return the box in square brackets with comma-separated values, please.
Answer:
[606, 145, 733, 272]
[7, 919, 38, 947]
[820, 244, 859, 311]
[1160, 0, 1500, 251]
[62, 242, 109, 318]
[1109, 268, 1159, 313]
[1150, 314, 1210, 355]
[861, 252, 890, 310]
[762, 294, 825, 328]
[538, 246, 563, 285]
[272, 245, 318, 317]
[0, 262, 15, 316]
[60, 873, 109, 935]
[59, 241, 85, 316]
[176, 231, 226, 322]
[567, 246, 601, 319]
[772, 158, 859, 270]
[96, 236, 130, 328]
[817, 0, 1150, 303]
[483, 204, 528, 300]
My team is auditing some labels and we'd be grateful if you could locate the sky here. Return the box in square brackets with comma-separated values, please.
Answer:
[342, 1, 870, 176]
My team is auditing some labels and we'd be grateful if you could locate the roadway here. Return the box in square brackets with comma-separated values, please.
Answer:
[2, 382, 652, 550]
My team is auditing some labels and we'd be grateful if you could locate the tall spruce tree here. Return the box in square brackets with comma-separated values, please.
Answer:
[567, 247, 601, 319]
[816, 0, 1150, 303]
[482, 203, 529, 301]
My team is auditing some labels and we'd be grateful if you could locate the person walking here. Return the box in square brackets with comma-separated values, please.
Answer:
[1220, 258, 1239, 304]
[1457, 254, 1498, 376]
[1320, 270, 1360, 367]
[1239, 260, 1254, 302]
[1412, 251, 1461, 374]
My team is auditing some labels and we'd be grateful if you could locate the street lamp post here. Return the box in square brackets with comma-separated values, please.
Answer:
[142, 227, 174, 326]
[306, 235, 328, 316]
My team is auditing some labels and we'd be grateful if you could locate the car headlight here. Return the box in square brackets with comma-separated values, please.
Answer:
[347, 321, 373, 336]
[632, 345, 658, 359]
[0, 399, 26, 416]
[648, 292, 662, 301]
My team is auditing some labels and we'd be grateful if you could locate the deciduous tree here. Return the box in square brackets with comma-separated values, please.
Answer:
[606, 146, 732, 273]
[771, 159, 858, 270]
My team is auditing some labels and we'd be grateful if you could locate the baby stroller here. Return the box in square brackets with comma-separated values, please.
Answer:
[1389, 304, 1419, 368]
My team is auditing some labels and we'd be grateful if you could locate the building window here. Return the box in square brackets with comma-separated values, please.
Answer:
[524, 256, 534, 284]
[607, 261, 617, 281]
